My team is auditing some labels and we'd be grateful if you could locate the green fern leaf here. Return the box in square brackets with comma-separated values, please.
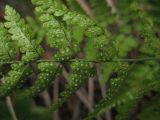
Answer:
[4, 5, 43, 62]
[84, 62, 131, 120]
[22, 62, 61, 97]
[0, 63, 31, 97]
[49, 60, 94, 111]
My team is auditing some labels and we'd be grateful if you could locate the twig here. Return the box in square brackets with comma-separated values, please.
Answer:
[41, 90, 51, 106]
[100, 84, 112, 120]
[1, 78, 18, 120]
[106, 0, 116, 13]
[71, 100, 80, 120]
[88, 78, 94, 109]
[53, 79, 59, 120]
[63, 69, 93, 111]
[76, 89, 93, 111]
[6, 97, 18, 120]
[76, 0, 95, 19]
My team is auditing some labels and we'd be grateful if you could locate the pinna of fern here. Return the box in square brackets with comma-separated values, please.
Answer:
[0, 23, 31, 97]
[33, 0, 80, 61]
[0, 63, 31, 97]
[84, 62, 132, 120]
[49, 60, 95, 111]
[21, 62, 62, 97]
[4, 5, 43, 62]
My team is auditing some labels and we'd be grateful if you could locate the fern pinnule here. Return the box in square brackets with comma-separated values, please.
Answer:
[0, 23, 16, 68]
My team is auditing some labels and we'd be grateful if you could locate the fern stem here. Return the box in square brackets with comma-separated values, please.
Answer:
[6, 96, 18, 120]
[106, 0, 116, 13]
[1, 57, 160, 64]
[76, 0, 95, 19]
[0, 78, 18, 120]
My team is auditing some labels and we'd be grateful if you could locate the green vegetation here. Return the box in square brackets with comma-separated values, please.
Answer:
[0, 0, 160, 120]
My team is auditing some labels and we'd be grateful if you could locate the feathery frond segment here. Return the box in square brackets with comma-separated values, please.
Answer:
[50, 60, 95, 111]
[4, 5, 43, 62]
[22, 62, 62, 97]
[0, 63, 31, 97]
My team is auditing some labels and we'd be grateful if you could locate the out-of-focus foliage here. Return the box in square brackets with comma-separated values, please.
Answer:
[0, 95, 52, 120]
[138, 94, 160, 120]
